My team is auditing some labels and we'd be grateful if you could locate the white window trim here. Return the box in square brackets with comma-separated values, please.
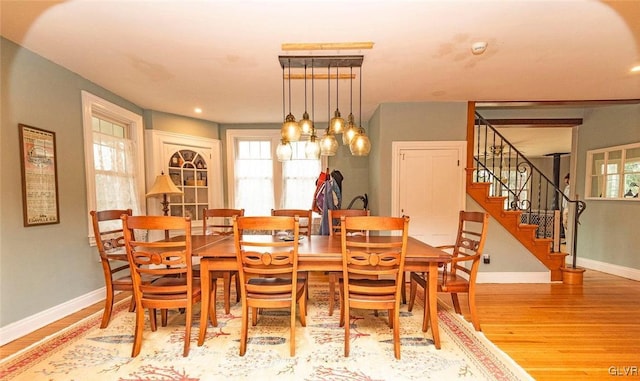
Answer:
[225, 129, 327, 211]
[585, 141, 640, 200]
[81, 91, 146, 244]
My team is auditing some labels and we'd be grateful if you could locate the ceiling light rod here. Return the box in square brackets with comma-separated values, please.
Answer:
[285, 73, 355, 80]
[278, 55, 363, 69]
[282, 42, 374, 51]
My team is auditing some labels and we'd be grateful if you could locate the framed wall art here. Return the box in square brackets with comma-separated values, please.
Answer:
[18, 124, 60, 226]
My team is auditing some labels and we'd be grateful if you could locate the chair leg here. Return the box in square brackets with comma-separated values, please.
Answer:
[209, 281, 218, 327]
[149, 308, 158, 331]
[408, 275, 417, 312]
[328, 273, 336, 316]
[223, 272, 232, 314]
[161, 309, 168, 327]
[100, 287, 115, 329]
[401, 272, 406, 304]
[251, 307, 258, 326]
[234, 273, 241, 303]
[422, 295, 430, 333]
[393, 307, 401, 360]
[239, 302, 248, 356]
[451, 293, 462, 314]
[290, 299, 296, 356]
[387, 309, 393, 328]
[339, 287, 346, 327]
[183, 304, 192, 357]
[131, 306, 145, 357]
[344, 301, 350, 357]
[298, 285, 307, 327]
[468, 291, 481, 331]
[128, 294, 136, 312]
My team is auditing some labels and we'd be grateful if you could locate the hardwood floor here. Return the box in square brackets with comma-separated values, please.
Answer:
[2, 271, 639, 380]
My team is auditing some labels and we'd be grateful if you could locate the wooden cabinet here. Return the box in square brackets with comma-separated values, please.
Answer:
[167, 149, 210, 221]
[146, 131, 223, 233]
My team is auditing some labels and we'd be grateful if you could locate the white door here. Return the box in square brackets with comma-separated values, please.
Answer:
[392, 141, 465, 246]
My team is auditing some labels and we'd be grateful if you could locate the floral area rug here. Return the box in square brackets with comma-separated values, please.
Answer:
[1, 285, 532, 381]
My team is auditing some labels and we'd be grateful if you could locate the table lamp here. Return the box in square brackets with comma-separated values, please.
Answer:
[146, 171, 183, 216]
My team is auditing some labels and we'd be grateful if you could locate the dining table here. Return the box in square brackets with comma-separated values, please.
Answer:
[189, 234, 451, 349]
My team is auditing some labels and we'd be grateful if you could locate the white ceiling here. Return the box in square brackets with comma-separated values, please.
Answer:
[2, 1, 639, 156]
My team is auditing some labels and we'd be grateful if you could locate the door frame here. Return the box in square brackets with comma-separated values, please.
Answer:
[391, 141, 467, 218]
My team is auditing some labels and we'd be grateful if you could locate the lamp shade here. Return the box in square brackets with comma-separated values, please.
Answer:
[281, 113, 302, 142]
[349, 127, 371, 156]
[342, 113, 358, 145]
[276, 139, 293, 161]
[319, 129, 338, 156]
[305, 134, 321, 159]
[146, 173, 183, 198]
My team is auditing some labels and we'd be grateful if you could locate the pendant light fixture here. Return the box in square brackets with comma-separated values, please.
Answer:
[305, 59, 321, 159]
[276, 54, 366, 158]
[276, 138, 293, 161]
[329, 65, 345, 135]
[320, 63, 338, 156]
[280, 58, 301, 142]
[299, 64, 313, 137]
[276, 64, 292, 161]
[343, 66, 358, 145]
[350, 65, 371, 156]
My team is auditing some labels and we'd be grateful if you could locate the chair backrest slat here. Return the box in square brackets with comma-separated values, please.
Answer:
[328, 209, 370, 236]
[271, 209, 313, 237]
[203, 208, 244, 235]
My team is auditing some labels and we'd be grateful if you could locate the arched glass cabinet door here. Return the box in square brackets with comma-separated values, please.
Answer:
[167, 149, 209, 221]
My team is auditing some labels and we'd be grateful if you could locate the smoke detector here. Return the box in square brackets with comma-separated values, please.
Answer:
[471, 41, 488, 55]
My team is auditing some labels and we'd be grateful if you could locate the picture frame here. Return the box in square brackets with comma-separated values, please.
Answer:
[18, 124, 60, 226]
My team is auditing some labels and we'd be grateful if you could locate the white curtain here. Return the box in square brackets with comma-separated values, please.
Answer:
[93, 132, 141, 229]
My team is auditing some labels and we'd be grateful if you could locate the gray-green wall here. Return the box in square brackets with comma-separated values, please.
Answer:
[575, 104, 640, 268]
[1, 38, 144, 326]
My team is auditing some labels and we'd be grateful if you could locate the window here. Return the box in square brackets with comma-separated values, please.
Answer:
[586, 142, 640, 200]
[82, 91, 146, 242]
[226, 129, 325, 216]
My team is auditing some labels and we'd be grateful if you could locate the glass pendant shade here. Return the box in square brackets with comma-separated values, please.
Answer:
[319, 129, 338, 156]
[342, 113, 358, 145]
[299, 111, 313, 136]
[330, 110, 345, 135]
[281, 113, 301, 142]
[349, 127, 371, 156]
[276, 139, 293, 161]
[305, 133, 321, 159]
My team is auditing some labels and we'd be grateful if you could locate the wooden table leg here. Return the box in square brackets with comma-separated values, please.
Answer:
[428, 262, 441, 349]
[198, 259, 212, 346]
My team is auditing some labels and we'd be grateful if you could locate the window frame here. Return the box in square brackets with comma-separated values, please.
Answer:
[585, 141, 640, 200]
[81, 91, 146, 243]
[225, 129, 326, 214]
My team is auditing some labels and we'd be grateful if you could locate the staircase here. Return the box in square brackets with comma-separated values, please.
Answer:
[465, 107, 584, 282]
[466, 169, 567, 281]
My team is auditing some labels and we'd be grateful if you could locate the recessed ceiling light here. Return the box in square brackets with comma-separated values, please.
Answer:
[194, 108, 202, 113]
[631, 65, 640, 73]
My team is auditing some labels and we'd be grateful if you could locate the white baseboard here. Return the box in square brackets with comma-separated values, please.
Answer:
[0, 288, 106, 346]
[476, 272, 552, 283]
[569, 256, 640, 281]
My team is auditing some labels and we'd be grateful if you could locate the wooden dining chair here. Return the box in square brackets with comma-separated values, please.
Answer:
[327, 209, 370, 316]
[233, 215, 307, 357]
[200, 208, 244, 318]
[408, 211, 489, 332]
[122, 214, 201, 357]
[271, 209, 313, 238]
[90, 209, 136, 329]
[339, 215, 410, 359]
